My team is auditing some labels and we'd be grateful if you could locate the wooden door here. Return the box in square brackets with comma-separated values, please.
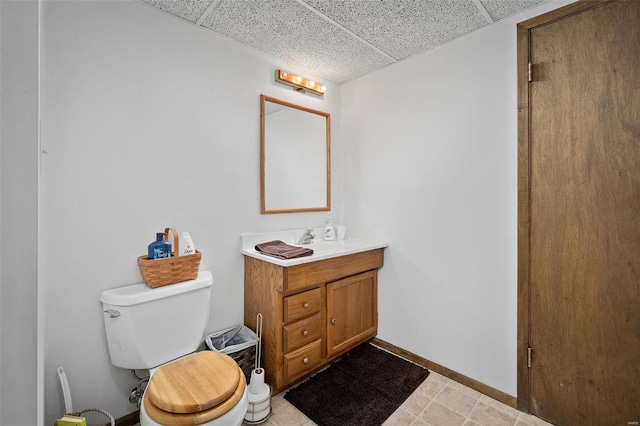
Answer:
[518, 1, 640, 424]
[326, 270, 377, 358]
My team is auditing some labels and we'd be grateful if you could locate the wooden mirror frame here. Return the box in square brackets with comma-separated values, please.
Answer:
[260, 94, 331, 214]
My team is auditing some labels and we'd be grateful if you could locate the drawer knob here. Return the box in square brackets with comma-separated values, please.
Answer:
[303, 302, 310, 309]
[331, 318, 336, 325]
[303, 357, 309, 364]
[303, 330, 309, 336]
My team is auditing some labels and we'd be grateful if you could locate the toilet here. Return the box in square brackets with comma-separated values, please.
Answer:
[100, 271, 248, 426]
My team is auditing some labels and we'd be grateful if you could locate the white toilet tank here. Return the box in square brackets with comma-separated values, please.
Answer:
[100, 271, 213, 370]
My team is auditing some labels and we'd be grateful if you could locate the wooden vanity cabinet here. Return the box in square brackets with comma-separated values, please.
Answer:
[244, 248, 383, 394]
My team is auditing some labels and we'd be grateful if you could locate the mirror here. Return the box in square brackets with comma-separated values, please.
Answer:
[260, 95, 331, 214]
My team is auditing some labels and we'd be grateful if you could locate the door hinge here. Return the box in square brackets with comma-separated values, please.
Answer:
[527, 347, 532, 368]
[528, 63, 532, 82]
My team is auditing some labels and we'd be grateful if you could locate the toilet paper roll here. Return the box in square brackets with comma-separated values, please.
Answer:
[249, 368, 268, 395]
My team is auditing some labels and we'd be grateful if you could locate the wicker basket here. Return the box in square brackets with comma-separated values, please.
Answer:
[137, 227, 201, 288]
[230, 345, 256, 384]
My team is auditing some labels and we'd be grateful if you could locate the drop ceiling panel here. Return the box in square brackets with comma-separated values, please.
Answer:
[479, 0, 550, 21]
[142, 0, 214, 23]
[303, 0, 489, 60]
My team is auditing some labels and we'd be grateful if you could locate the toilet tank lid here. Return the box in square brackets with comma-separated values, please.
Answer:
[100, 271, 213, 307]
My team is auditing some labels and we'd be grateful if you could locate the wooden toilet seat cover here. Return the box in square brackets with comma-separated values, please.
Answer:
[144, 351, 245, 425]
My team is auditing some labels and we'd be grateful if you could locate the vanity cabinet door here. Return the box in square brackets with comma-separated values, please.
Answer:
[326, 270, 378, 358]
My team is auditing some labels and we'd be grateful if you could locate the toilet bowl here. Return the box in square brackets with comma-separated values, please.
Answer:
[140, 351, 249, 426]
[99, 272, 248, 426]
[141, 388, 248, 426]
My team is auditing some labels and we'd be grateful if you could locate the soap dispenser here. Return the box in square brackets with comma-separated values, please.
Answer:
[148, 232, 172, 259]
[323, 217, 335, 241]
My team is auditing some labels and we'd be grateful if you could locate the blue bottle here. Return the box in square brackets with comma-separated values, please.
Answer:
[148, 232, 172, 259]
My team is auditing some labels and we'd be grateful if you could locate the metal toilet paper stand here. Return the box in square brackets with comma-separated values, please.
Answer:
[244, 313, 272, 424]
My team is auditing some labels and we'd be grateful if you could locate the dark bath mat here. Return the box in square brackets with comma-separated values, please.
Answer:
[284, 343, 430, 426]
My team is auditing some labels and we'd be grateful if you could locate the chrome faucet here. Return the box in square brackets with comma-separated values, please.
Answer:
[296, 228, 315, 245]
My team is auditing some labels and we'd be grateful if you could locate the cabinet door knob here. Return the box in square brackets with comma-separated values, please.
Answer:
[303, 302, 309, 309]
[331, 318, 336, 325]
[302, 330, 309, 336]
[303, 357, 309, 364]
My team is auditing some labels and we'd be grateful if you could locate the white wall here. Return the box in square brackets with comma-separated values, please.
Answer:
[0, 1, 40, 425]
[341, 0, 571, 397]
[39, 1, 341, 424]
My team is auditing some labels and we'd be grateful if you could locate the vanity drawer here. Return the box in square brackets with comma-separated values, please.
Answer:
[283, 288, 321, 323]
[283, 313, 322, 353]
[284, 339, 322, 382]
[285, 249, 384, 292]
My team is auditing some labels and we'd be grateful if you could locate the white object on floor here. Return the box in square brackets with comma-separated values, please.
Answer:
[57, 367, 73, 414]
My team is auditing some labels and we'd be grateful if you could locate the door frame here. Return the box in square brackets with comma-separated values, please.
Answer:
[515, 0, 616, 412]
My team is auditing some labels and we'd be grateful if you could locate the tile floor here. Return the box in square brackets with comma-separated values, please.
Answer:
[257, 370, 554, 426]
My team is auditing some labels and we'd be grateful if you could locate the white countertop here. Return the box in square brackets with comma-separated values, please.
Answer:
[240, 229, 388, 267]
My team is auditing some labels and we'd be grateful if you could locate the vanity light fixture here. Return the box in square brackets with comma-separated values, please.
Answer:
[275, 69, 326, 96]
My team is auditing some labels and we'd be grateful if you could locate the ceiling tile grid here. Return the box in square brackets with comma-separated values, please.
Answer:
[138, 0, 553, 83]
[201, 0, 394, 83]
